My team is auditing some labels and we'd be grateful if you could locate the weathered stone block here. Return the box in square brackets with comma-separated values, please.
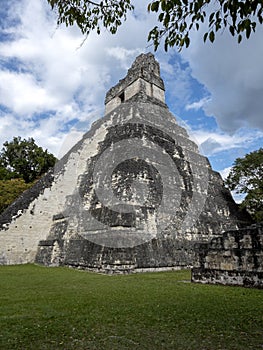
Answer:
[192, 224, 263, 288]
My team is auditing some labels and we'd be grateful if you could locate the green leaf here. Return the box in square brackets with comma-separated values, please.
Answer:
[161, 0, 167, 11]
[185, 36, 190, 47]
[151, 1, 159, 12]
[164, 13, 170, 27]
[246, 25, 251, 38]
[209, 12, 214, 23]
[209, 30, 215, 42]
[229, 25, 235, 36]
[159, 12, 164, 21]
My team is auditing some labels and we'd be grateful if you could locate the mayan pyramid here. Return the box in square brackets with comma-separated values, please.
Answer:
[0, 53, 251, 272]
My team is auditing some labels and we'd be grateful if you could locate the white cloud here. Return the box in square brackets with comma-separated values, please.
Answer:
[106, 47, 143, 70]
[0, 0, 156, 157]
[186, 97, 211, 111]
[0, 70, 59, 115]
[191, 128, 263, 156]
[1, 0, 262, 171]
[181, 23, 263, 132]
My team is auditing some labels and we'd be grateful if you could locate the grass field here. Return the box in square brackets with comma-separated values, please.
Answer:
[0, 264, 262, 350]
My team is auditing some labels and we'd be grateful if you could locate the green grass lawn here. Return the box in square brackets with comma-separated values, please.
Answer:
[0, 265, 262, 350]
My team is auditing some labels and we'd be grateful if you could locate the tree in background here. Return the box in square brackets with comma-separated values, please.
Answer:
[0, 137, 56, 214]
[226, 148, 263, 222]
[47, 0, 263, 50]
[0, 161, 18, 181]
[0, 137, 56, 183]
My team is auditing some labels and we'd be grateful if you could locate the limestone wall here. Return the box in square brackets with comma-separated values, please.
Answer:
[0, 100, 251, 269]
[0, 52, 252, 272]
[105, 78, 165, 115]
[34, 101, 251, 273]
[192, 224, 263, 288]
[0, 124, 109, 265]
[105, 53, 165, 115]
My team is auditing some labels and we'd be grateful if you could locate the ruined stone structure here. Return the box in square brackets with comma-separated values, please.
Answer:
[192, 224, 263, 288]
[0, 53, 252, 273]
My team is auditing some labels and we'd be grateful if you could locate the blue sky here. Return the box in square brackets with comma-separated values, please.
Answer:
[0, 0, 262, 202]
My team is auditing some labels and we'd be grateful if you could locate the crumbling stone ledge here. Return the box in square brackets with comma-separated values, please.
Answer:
[192, 223, 263, 288]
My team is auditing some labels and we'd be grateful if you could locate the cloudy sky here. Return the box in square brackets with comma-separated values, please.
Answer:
[0, 0, 262, 198]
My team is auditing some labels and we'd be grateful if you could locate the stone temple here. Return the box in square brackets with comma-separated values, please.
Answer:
[0, 53, 252, 273]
